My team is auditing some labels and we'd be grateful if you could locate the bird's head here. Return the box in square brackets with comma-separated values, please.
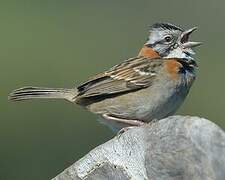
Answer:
[139, 22, 202, 60]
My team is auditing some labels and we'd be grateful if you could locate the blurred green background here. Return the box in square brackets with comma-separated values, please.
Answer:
[1, 0, 225, 179]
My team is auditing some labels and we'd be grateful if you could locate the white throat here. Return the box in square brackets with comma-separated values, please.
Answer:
[164, 47, 195, 60]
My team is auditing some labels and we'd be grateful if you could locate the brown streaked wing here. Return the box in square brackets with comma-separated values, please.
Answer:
[76, 56, 163, 98]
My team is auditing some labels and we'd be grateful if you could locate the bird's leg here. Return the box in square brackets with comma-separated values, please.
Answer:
[116, 118, 158, 136]
[102, 114, 145, 126]
[103, 114, 146, 136]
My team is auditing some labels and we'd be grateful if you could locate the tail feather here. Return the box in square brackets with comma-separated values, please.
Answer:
[8, 86, 78, 102]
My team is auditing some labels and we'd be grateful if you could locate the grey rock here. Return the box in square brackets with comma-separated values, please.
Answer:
[52, 116, 225, 180]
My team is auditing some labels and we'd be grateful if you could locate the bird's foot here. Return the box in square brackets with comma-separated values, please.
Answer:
[117, 126, 136, 137]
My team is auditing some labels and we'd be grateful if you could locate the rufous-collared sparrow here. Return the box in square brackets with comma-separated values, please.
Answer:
[9, 23, 202, 131]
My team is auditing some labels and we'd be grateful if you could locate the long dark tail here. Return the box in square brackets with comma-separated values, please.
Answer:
[8, 86, 78, 102]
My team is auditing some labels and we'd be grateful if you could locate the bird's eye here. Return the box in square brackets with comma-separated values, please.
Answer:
[164, 35, 173, 43]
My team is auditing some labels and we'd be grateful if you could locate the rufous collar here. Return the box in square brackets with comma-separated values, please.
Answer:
[138, 45, 160, 58]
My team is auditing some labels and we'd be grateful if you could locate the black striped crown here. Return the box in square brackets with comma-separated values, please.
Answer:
[151, 22, 183, 31]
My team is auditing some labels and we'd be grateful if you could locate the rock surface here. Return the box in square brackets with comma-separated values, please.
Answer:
[52, 116, 225, 180]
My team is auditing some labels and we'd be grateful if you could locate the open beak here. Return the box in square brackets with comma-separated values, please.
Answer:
[179, 27, 203, 49]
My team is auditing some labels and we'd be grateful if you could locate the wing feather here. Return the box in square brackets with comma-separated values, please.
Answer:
[77, 57, 163, 99]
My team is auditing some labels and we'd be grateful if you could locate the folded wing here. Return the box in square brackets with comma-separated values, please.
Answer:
[76, 57, 163, 100]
